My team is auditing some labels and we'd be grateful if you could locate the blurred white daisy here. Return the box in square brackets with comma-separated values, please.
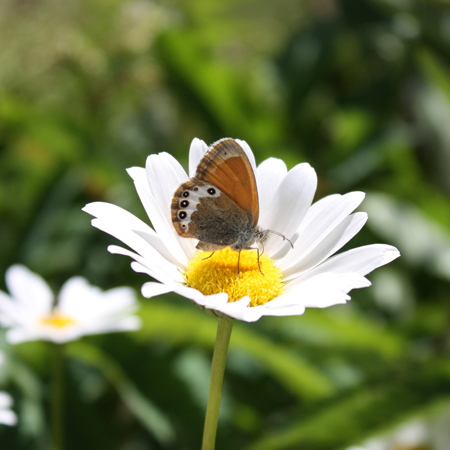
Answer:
[0, 352, 16, 426]
[0, 392, 16, 426]
[0, 265, 141, 344]
[347, 419, 430, 450]
[83, 138, 400, 322]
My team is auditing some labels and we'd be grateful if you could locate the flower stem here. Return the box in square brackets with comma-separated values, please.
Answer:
[201, 316, 234, 450]
[51, 343, 64, 450]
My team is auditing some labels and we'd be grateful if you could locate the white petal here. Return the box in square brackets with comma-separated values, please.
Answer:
[126, 166, 156, 222]
[298, 244, 401, 283]
[127, 166, 190, 263]
[126, 251, 184, 283]
[0, 392, 12, 409]
[100, 287, 138, 312]
[59, 278, 138, 321]
[5, 265, 53, 315]
[147, 151, 187, 198]
[144, 156, 199, 261]
[133, 229, 189, 267]
[281, 191, 366, 270]
[128, 168, 196, 263]
[235, 139, 257, 174]
[189, 138, 209, 176]
[256, 158, 288, 226]
[84, 203, 182, 279]
[285, 272, 371, 305]
[141, 282, 175, 298]
[260, 298, 307, 317]
[146, 152, 187, 219]
[282, 212, 368, 280]
[262, 163, 317, 258]
[58, 277, 99, 311]
[146, 153, 199, 260]
[5, 327, 37, 344]
[0, 401, 17, 425]
[108, 245, 183, 285]
[213, 296, 265, 322]
[0, 292, 32, 326]
[167, 285, 231, 311]
[84, 316, 142, 334]
[95, 220, 179, 276]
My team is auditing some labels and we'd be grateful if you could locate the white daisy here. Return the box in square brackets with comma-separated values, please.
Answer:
[83, 138, 400, 322]
[0, 265, 141, 344]
[0, 392, 16, 426]
[0, 352, 16, 426]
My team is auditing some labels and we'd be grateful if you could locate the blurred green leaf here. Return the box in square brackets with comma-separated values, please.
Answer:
[67, 341, 175, 446]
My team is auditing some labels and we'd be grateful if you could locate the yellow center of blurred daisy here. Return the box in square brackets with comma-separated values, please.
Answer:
[184, 248, 284, 306]
[40, 311, 76, 328]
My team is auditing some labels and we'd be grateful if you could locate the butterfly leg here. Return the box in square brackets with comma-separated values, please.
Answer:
[201, 252, 216, 260]
[256, 247, 264, 276]
[237, 249, 242, 279]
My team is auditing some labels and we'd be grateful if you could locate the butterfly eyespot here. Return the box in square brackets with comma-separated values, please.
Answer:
[178, 211, 187, 220]
[193, 187, 199, 191]
[181, 224, 186, 228]
[180, 200, 189, 208]
[207, 188, 216, 195]
[182, 191, 189, 198]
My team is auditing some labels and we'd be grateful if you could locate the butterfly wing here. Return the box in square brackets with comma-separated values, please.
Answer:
[194, 138, 259, 226]
[172, 180, 253, 248]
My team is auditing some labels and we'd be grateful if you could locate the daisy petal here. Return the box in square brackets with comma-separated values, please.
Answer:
[298, 244, 401, 283]
[260, 298, 306, 317]
[141, 282, 176, 298]
[0, 409, 17, 426]
[262, 163, 317, 258]
[189, 138, 209, 176]
[235, 139, 257, 174]
[281, 192, 366, 269]
[5, 265, 53, 315]
[127, 167, 196, 263]
[84, 203, 183, 279]
[146, 152, 188, 217]
[107, 245, 184, 285]
[282, 212, 368, 280]
[256, 158, 288, 225]
[213, 296, 265, 322]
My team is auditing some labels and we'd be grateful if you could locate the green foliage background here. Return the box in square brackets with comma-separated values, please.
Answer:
[1, 0, 450, 449]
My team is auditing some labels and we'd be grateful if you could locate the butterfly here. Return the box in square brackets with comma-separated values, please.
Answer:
[171, 138, 292, 276]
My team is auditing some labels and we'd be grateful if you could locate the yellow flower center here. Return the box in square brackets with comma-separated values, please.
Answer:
[40, 310, 76, 329]
[184, 248, 284, 306]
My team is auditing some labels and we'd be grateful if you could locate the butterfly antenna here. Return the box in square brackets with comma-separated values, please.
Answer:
[269, 230, 294, 249]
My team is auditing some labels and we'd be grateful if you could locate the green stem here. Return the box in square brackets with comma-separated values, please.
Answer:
[51, 343, 64, 450]
[201, 316, 234, 450]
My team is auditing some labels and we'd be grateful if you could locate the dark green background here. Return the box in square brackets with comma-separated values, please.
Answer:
[1, 0, 450, 449]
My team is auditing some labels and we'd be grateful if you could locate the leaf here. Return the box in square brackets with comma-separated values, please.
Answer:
[66, 341, 175, 445]
[245, 362, 450, 450]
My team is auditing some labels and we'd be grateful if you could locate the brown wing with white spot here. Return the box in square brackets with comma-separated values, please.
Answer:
[171, 180, 222, 238]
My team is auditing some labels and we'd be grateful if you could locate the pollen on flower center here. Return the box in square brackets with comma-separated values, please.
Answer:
[40, 310, 76, 329]
[184, 248, 284, 306]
